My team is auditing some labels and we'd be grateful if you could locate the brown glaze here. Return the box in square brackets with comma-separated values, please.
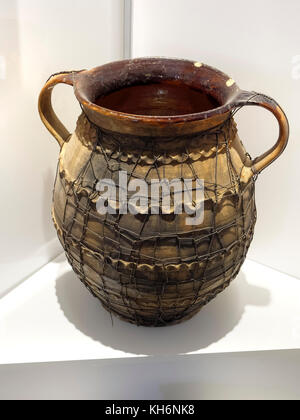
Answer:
[95, 81, 220, 116]
[38, 58, 289, 327]
[75, 58, 239, 136]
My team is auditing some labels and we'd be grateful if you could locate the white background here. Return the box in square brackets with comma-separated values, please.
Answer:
[0, 0, 124, 296]
[132, 0, 300, 279]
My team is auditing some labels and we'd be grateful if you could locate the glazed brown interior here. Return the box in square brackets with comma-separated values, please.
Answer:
[75, 58, 241, 136]
[95, 81, 220, 116]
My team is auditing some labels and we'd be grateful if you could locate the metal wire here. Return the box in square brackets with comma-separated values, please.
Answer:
[52, 113, 257, 327]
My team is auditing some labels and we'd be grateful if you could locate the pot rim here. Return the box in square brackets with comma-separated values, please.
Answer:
[73, 57, 241, 125]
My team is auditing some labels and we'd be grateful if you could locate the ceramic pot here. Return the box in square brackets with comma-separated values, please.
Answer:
[39, 58, 289, 327]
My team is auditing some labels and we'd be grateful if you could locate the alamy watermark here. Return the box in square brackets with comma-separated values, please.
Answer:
[292, 55, 300, 80]
[96, 171, 204, 226]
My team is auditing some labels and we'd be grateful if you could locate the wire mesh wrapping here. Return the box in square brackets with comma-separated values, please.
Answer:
[52, 112, 257, 327]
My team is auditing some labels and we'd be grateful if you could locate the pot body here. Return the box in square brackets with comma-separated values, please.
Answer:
[52, 113, 256, 326]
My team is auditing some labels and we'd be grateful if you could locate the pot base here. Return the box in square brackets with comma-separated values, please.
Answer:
[66, 251, 248, 328]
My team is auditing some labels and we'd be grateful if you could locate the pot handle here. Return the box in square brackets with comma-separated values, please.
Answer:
[38, 71, 83, 148]
[233, 91, 289, 182]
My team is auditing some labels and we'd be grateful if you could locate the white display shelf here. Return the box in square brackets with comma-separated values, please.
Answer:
[1, 253, 300, 366]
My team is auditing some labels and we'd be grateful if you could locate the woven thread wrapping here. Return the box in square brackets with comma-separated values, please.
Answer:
[52, 113, 257, 327]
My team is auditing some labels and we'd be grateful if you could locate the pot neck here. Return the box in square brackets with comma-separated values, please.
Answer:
[76, 112, 237, 156]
